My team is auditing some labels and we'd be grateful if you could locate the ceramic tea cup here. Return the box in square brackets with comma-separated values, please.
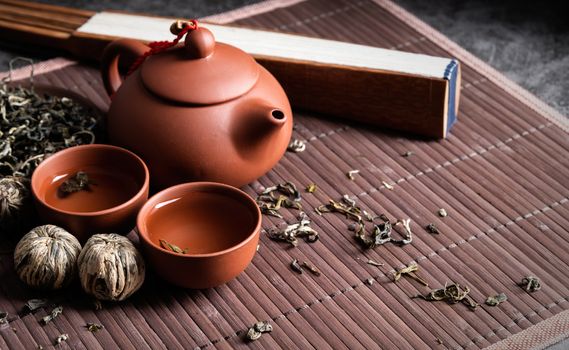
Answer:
[31, 144, 149, 242]
[136, 182, 261, 289]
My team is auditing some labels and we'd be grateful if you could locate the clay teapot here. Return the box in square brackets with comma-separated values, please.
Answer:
[101, 21, 292, 189]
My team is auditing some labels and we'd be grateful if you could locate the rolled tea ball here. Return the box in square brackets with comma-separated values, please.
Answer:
[14, 225, 82, 289]
[0, 176, 31, 232]
[78, 234, 145, 301]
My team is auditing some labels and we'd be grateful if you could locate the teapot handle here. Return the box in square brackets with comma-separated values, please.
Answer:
[101, 39, 149, 96]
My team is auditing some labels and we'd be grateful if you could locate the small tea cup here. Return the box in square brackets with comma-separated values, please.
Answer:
[137, 182, 261, 289]
[31, 144, 149, 242]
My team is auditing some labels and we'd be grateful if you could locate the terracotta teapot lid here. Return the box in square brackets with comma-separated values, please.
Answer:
[140, 27, 260, 105]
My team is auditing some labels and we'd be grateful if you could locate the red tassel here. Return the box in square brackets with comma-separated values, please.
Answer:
[126, 19, 199, 76]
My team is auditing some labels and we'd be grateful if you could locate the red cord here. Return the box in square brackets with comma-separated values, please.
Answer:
[126, 19, 199, 76]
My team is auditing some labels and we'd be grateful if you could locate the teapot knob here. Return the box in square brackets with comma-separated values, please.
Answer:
[184, 27, 215, 59]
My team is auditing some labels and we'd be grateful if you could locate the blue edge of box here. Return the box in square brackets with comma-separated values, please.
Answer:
[444, 59, 459, 133]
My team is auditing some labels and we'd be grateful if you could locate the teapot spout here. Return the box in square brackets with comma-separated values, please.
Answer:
[229, 100, 291, 161]
[266, 107, 287, 127]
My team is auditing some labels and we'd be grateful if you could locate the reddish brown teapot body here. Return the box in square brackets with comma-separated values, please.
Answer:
[102, 25, 292, 189]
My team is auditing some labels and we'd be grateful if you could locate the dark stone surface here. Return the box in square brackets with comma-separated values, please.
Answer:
[0, 0, 567, 117]
[395, 0, 569, 116]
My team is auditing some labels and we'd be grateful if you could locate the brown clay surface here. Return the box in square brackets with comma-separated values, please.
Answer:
[1, 0, 569, 349]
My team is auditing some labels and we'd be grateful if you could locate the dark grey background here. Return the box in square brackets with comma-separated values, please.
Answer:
[1, 0, 567, 118]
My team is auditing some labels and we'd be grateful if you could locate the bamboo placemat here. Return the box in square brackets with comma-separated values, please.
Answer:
[1, 0, 569, 349]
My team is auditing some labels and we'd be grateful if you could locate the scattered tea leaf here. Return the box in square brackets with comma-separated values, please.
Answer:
[437, 208, 448, 217]
[55, 334, 68, 345]
[246, 327, 262, 341]
[402, 151, 413, 157]
[23, 299, 48, 313]
[382, 181, 394, 190]
[392, 218, 413, 245]
[290, 259, 303, 274]
[358, 258, 384, 267]
[393, 262, 429, 286]
[426, 223, 440, 234]
[347, 169, 360, 180]
[301, 261, 321, 276]
[246, 321, 272, 341]
[366, 278, 374, 286]
[256, 182, 301, 218]
[416, 282, 478, 310]
[253, 321, 273, 333]
[305, 183, 317, 193]
[436, 338, 444, 345]
[287, 139, 306, 153]
[41, 306, 62, 325]
[485, 293, 507, 306]
[58, 171, 95, 195]
[266, 212, 318, 247]
[520, 276, 541, 292]
[0, 311, 7, 325]
[92, 299, 103, 311]
[318, 196, 412, 248]
[159, 239, 188, 254]
[86, 322, 104, 333]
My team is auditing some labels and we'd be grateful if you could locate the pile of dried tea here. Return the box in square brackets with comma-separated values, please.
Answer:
[0, 84, 99, 178]
[256, 182, 301, 218]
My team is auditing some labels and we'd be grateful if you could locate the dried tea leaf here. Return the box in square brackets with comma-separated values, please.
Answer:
[287, 139, 306, 153]
[290, 259, 303, 274]
[58, 171, 95, 195]
[358, 258, 384, 267]
[86, 322, 104, 333]
[317, 197, 413, 249]
[254, 321, 273, 333]
[417, 282, 478, 310]
[92, 299, 103, 311]
[159, 239, 188, 254]
[55, 334, 68, 345]
[41, 306, 62, 325]
[246, 321, 272, 341]
[485, 293, 507, 306]
[0, 311, 7, 325]
[256, 182, 301, 217]
[426, 223, 440, 234]
[301, 261, 321, 276]
[393, 262, 429, 286]
[266, 212, 318, 247]
[23, 299, 48, 313]
[520, 276, 541, 292]
[246, 328, 262, 341]
[347, 169, 360, 180]
[366, 278, 374, 286]
[382, 181, 394, 190]
[437, 208, 448, 217]
[402, 151, 413, 157]
[392, 218, 413, 245]
[305, 183, 317, 193]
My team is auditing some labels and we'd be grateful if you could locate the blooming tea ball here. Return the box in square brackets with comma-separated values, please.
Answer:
[0, 176, 31, 232]
[78, 234, 145, 301]
[14, 225, 82, 290]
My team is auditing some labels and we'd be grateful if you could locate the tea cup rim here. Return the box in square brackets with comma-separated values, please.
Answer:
[137, 181, 261, 258]
[31, 144, 150, 217]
